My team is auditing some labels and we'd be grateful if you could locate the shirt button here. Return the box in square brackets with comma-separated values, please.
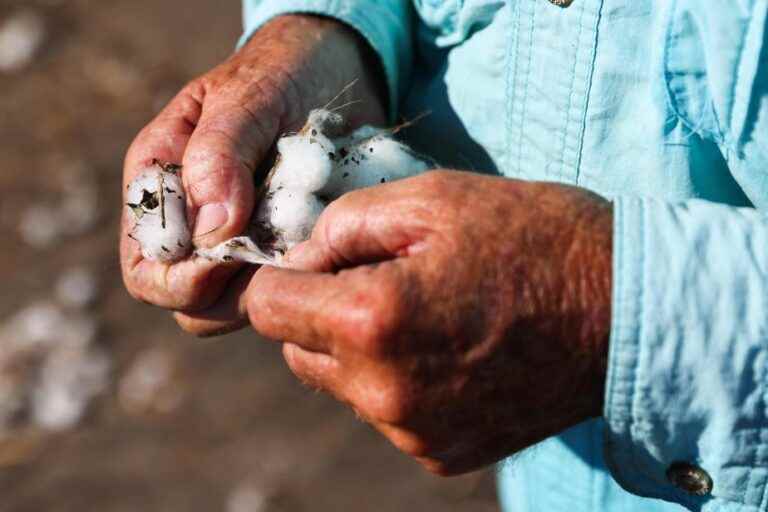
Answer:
[666, 462, 713, 496]
[548, 0, 575, 6]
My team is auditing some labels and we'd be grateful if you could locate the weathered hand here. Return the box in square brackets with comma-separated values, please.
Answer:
[246, 171, 613, 475]
[120, 15, 386, 334]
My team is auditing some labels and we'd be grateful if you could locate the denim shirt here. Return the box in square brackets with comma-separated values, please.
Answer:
[240, 1, 768, 510]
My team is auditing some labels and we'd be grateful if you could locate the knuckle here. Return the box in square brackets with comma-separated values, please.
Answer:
[414, 170, 457, 200]
[282, 343, 302, 374]
[388, 432, 432, 458]
[364, 381, 415, 424]
[418, 169, 452, 188]
[177, 79, 206, 106]
[246, 277, 272, 332]
[246, 295, 265, 331]
[315, 193, 357, 241]
[342, 284, 403, 357]
[169, 274, 211, 312]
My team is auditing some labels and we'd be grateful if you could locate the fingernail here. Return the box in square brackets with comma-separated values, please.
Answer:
[193, 203, 228, 238]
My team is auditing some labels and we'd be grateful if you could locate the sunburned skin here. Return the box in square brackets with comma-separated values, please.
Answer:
[126, 110, 431, 267]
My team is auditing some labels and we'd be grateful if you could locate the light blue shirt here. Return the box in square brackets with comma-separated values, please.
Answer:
[240, 1, 768, 510]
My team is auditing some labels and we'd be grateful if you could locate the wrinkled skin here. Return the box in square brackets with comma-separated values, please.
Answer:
[120, 15, 386, 329]
[245, 171, 613, 475]
[120, 15, 614, 476]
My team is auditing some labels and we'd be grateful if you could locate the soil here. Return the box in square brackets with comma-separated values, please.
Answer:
[0, 1, 499, 510]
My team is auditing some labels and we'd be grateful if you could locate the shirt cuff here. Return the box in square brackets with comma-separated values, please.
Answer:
[604, 196, 768, 511]
[239, 0, 414, 122]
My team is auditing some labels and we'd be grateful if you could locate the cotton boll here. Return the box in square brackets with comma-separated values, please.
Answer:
[194, 109, 432, 266]
[322, 135, 430, 197]
[261, 188, 325, 250]
[272, 135, 335, 192]
[126, 164, 191, 262]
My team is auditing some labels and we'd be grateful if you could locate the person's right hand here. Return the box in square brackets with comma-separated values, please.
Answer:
[120, 15, 387, 336]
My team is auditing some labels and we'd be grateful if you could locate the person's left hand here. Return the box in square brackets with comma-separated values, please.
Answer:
[245, 170, 613, 475]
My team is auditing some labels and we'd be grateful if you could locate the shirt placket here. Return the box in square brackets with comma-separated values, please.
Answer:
[506, 0, 602, 185]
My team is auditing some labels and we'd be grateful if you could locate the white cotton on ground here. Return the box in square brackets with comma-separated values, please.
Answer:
[197, 109, 432, 266]
[0, 10, 45, 73]
[0, 300, 108, 437]
[18, 170, 100, 250]
[55, 267, 99, 309]
[126, 165, 191, 262]
[118, 347, 184, 416]
[227, 482, 270, 512]
[31, 346, 110, 430]
[18, 204, 62, 249]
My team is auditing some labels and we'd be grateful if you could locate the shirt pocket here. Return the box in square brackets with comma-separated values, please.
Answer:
[663, 0, 767, 148]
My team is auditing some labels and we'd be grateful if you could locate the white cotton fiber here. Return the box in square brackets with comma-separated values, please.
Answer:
[196, 109, 432, 266]
[126, 163, 191, 262]
[322, 131, 430, 197]
[273, 135, 334, 192]
[260, 188, 325, 249]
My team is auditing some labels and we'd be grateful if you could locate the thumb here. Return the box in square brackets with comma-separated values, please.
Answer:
[286, 179, 435, 272]
[182, 84, 286, 247]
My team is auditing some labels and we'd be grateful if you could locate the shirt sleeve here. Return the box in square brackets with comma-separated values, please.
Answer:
[239, 0, 414, 121]
[603, 1, 768, 510]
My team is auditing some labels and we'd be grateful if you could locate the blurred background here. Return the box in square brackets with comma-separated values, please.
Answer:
[0, 1, 498, 510]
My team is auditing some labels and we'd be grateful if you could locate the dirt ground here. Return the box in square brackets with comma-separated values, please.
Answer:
[0, 1, 499, 510]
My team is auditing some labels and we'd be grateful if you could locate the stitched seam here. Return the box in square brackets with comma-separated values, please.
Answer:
[517, 0, 536, 177]
[573, 1, 602, 185]
[662, 0, 727, 145]
[631, 198, 646, 479]
[662, 0, 708, 141]
[727, 0, 767, 154]
[762, 349, 768, 510]
[725, 1, 752, 139]
[558, 0, 587, 183]
[505, 1, 520, 174]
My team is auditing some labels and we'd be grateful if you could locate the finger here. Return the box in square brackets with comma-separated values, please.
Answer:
[182, 75, 286, 247]
[122, 75, 286, 311]
[294, 177, 438, 272]
[121, 84, 240, 310]
[173, 266, 257, 337]
[372, 423, 438, 459]
[246, 262, 401, 356]
[122, 84, 203, 186]
[282, 343, 345, 396]
[246, 266, 344, 354]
